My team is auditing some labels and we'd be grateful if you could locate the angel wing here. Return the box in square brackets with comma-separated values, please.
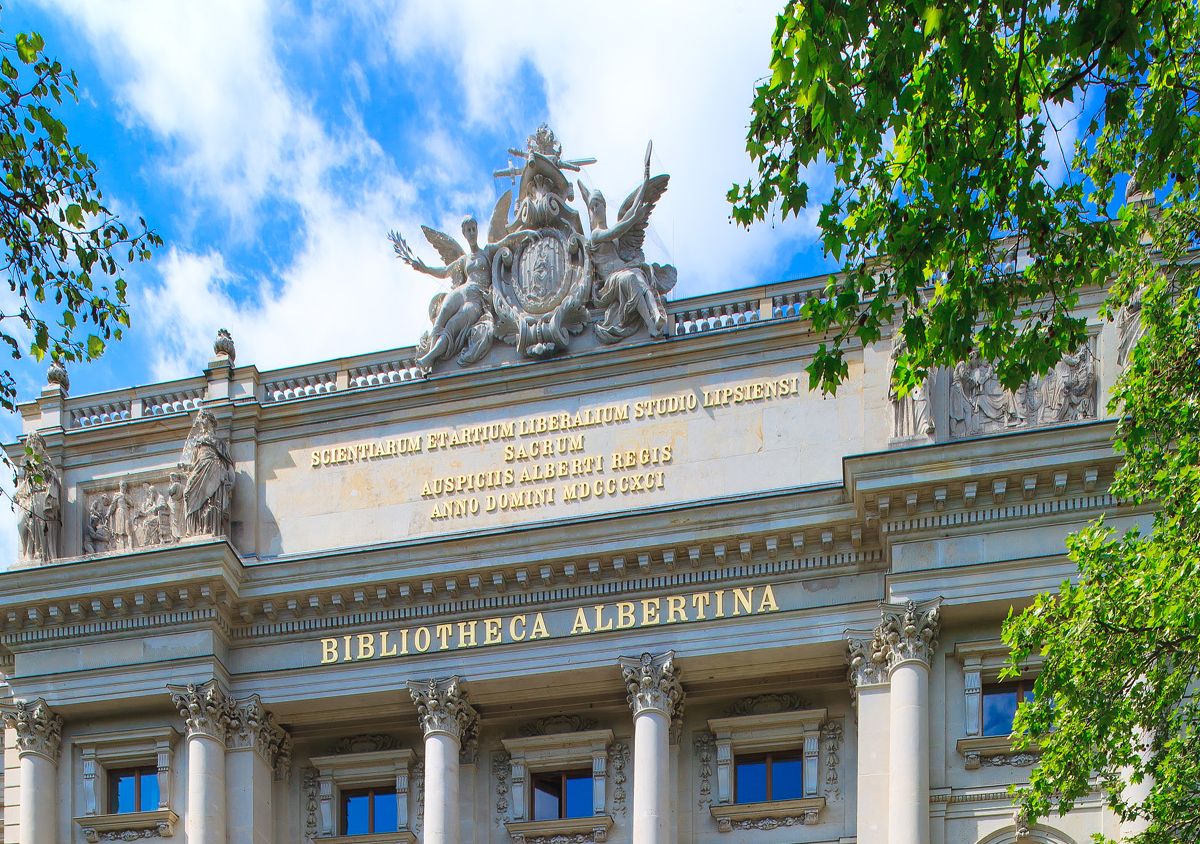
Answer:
[488, 190, 512, 244]
[421, 226, 465, 265]
[615, 174, 670, 264]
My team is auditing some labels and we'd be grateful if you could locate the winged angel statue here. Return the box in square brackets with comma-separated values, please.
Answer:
[390, 126, 677, 373]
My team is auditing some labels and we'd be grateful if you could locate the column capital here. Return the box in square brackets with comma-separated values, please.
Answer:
[168, 680, 236, 743]
[2, 698, 63, 762]
[407, 676, 479, 760]
[229, 695, 293, 780]
[845, 628, 890, 690]
[879, 598, 942, 670]
[618, 651, 684, 722]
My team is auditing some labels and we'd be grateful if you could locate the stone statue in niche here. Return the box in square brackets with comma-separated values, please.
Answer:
[581, 142, 678, 343]
[391, 125, 677, 371]
[181, 408, 235, 537]
[949, 341, 1097, 438]
[888, 332, 934, 440]
[15, 432, 61, 564]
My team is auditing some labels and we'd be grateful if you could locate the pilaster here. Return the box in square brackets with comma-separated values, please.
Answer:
[3, 698, 63, 844]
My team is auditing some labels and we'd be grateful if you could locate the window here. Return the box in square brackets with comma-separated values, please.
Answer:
[734, 751, 804, 803]
[341, 785, 399, 835]
[108, 766, 159, 814]
[531, 769, 593, 820]
[982, 680, 1034, 737]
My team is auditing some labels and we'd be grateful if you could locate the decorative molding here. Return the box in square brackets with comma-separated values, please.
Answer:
[610, 740, 629, 817]
[2, 697, 63, 761]
[407, 676, 479, 761]
[706, 708, 827, 806]
[618, 650, 684, 721]
[168, 680, 236, 742]
[334, 734, 401, 754]
[502, 729, 613, 823]
[821, 720, 843, 801]
[726, 693, 810, 717]
[493, 750, 511, 827]
[413, 761, 425, 834]
[229, 695, 292, 779]
[519, 714, 599, 736]
[846, 629, 889, 691]
[75, 809, 179, 841]
[694, 731, 715, 808]
[878, 598, 942, 668]
[302, 766, 319, 841]
[506, 813, 614, 844]
[958, 735, 1041, 770]
[709, 797, 825, 832]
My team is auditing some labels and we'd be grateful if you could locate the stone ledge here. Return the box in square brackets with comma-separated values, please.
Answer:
[957, 734, 1041, 769]
[709, 796, 825, 832]
[75, 809, 179, 841]
[505, 813, 614, 843]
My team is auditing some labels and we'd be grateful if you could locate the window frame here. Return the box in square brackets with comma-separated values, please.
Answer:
[732, 749, 805, 804]
[72, 726, 180, 841]
[955, 640, 1044, 769]
[529, 767, 595, 821]
[107, 764, 159, 815]
[339, 783, 400, 836]
[981, 678, 1035, 737]
[501, 727, 615, 843]
[309, 747, 416, 842]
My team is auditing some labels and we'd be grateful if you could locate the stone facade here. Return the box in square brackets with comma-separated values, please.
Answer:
[0, 139, 1143, 844]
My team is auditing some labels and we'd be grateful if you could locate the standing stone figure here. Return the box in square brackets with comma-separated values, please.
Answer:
[581, 142, 678, 343]
[888, 332, 934, 439]
[181, 409, 236, 537]
[107, 479, 136, 551]
[390, 217, 535, 373]
[15, 432, 61, 564]
[137, 482, 166, 546]
[167, 472, 186, 542]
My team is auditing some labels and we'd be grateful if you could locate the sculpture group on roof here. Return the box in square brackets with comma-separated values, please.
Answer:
[390, 125, 677, 373]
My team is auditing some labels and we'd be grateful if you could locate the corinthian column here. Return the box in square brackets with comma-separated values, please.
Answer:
[618, 651, 684, 844]
[2, 698, 62, 844]
[227, 696, 292, 844]
[407, 677, 478, 844]
[879, 599, 941, 844]
[170, 681, 235, 844]
[846, 629, 891, 844]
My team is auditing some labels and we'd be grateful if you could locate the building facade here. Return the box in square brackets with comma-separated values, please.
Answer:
[0, 132, 1148, 844]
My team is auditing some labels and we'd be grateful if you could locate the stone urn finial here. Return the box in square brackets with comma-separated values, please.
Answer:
[46, 357, 69, 394]
[213, 328, 236, 364]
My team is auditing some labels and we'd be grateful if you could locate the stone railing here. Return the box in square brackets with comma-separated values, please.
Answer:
[48, 276, 830, 422]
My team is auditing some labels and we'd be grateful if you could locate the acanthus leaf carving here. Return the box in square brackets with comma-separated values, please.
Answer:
[618, 651, 684, 722]
[2, 697, 63, 760]
[878, 599, 942, 668]
[168, 680, 236, 743]
[610, 741, 630, 817]
[726, 693, 811, 717]
[694, 731, 715, 809]
[408, 676, 479, 762]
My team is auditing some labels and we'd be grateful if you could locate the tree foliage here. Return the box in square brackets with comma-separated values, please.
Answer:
[0, 13, 160, 414]
[734, 1, 1200, 840]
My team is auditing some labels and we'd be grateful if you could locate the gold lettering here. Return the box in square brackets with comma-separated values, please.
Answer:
[758, 584, 780, 613]
[667, 595, 687, 623]
[458, 620, 478, 648]
[714, 590, 726, 618]
[732, 587, 754, 616]
[380, 630, 398, 657]
[343, 635, 352, 662]
[356, 633, 375, 660]
[320, 638, 338, 664]
[691, 592, 711, 620]
[435, 624, 453, 650]
[399, 628, 410, 655]
[413, 627, 431, 653]
[641, 598, 661, 626]
[593, 604, 614, 631]
[484, 617, 503, 645]
[530, 613, 549, 639]
[570, 608, 590, 635]
[616, 602, 636, 629]
[510, 614, 527, 641]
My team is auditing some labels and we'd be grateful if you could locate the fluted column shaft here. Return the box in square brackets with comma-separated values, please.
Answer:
[408, 677, 478, 844]
[170, 681, 235, 844]
[879, 599, 940, 844]
[619, 651, 683, 844]
[3, 699, 62, 844]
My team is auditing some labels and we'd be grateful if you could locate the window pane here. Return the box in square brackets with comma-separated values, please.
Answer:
[735, 758, 767, 803]
[138, 770, 160, 812]
[373, 790, 398, 832]
[564, 774, 593, 818]
[771, 757, 804, 800]
[344, 792, 371, 835]
[112, 770, 138, 814]
[983, 687, 1019, 736]
[533, 775, 563, 821]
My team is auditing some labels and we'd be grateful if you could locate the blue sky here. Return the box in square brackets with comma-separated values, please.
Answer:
[3, 0, 834, 414]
